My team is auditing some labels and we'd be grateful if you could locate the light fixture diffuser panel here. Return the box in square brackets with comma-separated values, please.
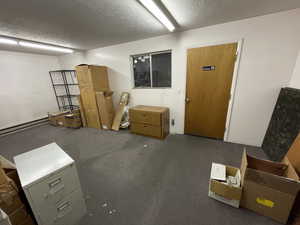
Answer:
[139, 0, 175, 32]
[0, 37, 18, 45]
[19, 41, 74, 53]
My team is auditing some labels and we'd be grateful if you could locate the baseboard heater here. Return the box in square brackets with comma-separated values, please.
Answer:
[0, 117, 49, 137]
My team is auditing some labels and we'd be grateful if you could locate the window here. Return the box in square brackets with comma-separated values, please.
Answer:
[132, 51, 171, 88]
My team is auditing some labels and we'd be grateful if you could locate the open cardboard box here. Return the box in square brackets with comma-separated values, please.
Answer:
[208, 163, 242, 208]
[240, 148, 300, 224]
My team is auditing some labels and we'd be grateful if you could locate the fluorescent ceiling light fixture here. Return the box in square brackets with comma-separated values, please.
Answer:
[19, 41, 74, 53]
[0, 37, 18, 45]
[139, 0, 175, 32]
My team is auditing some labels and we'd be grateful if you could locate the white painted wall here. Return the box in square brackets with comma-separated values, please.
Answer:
[59, 9, 300, 147]
[0, 50, 60, 129]
[289, 51, 300, 89]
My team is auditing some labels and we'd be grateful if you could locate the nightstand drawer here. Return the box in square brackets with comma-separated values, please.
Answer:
[131, 123, 162, 138]
[130, 110, 161, 126]
[38, 189, 86, 225]
[28, 164, 80, 208]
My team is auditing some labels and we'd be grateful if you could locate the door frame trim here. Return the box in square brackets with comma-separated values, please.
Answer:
[184, 39, 244, 141]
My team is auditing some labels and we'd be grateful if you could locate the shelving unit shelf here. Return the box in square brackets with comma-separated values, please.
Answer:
[49, 70, 80, 111]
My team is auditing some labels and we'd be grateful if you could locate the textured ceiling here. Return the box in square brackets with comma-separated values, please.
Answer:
[0, 0, 300, 54]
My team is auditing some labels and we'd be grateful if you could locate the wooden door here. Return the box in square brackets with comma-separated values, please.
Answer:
[185, 43, 238, 139]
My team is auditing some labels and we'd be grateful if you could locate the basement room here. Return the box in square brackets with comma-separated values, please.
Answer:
[1, 0, 300, 225]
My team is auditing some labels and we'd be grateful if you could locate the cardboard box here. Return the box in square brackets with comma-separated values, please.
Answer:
[0, 156, 17, 186]
[76, 64, 110, 129]
[20, 216, 36, 225]
[48, 111, 70, 127]
[240, 150, 300, 224]
[208, 163, 242, 208]
[96, 91, 115, 130]
[75, 64, 110, 92]
[0, 167, 9, 185]
[0, 184, 23, 215]
[0, 156, 36, 225]
[64, 113, 82, 129]
[9, 205, 29, 225]
[284, 133, 300, 225]
[77, 95, 87, 127]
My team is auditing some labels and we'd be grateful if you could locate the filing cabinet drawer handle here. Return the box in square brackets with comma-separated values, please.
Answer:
[55, 201, 72, 221]
[57, 201, 70, 212]
[47, 178, 65, 197]
[49, 178, 62, 187]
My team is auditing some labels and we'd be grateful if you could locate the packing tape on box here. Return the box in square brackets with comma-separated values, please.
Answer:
[256, 197, 274, 208]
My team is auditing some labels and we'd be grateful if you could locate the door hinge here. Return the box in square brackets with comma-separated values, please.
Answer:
[235, 52, 238, 62]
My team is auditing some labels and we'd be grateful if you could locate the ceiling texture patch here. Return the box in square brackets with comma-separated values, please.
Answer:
[0, 0, 299, 53]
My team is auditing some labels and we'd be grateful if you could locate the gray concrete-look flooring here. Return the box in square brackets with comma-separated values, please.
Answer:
[0, 125, 280, 225]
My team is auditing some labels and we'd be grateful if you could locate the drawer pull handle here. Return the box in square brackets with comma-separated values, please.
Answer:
[48, 178, 65, 196]
[57, 202, 70, 212]
[55, 201, 72, 220]
[49, 178, 62, 187]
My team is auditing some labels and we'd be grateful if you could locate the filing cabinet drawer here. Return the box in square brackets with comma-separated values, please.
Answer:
[38, 189, 86, 225]
[130, 110, 161, 126]
[28, 164, 80, 209]
[131, 123, 162, 138]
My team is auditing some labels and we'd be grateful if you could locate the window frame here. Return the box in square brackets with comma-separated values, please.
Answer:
[131, 50, 172, 89]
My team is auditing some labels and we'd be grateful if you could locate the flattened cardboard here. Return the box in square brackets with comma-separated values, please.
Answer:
[240, 150, 300, 224]
[112, 104, 125, 131]
[112, 92, 130, 131]
[79, 86, 102, 129]
[119, 92, 130, 105]
[96, 91, 115, 130]
[286, 133, 300, 175]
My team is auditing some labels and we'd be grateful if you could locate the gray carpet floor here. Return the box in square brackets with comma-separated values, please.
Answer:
[0, 125, 280, 225]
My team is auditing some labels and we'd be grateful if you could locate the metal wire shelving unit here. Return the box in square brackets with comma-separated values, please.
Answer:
[49, 70, 80, 111]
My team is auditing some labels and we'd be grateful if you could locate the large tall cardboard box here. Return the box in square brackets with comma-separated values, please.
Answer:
[76, 65, 110, 129]
[240, 150, 300, 224]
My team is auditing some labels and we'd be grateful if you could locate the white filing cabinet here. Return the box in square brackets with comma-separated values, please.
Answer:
[14, 143, 87, 225]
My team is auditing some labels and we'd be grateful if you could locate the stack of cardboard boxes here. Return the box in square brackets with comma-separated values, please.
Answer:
[76, 64, 120, 131]
[0, 157, 36, 225]
[48, 109, 82, 129]
[49, 65, 129, 131]
[209, 134, 300, 224]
